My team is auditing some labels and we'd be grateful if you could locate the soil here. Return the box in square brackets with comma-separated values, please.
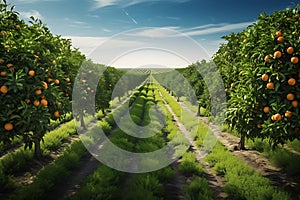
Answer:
[179, 101, 300, 199]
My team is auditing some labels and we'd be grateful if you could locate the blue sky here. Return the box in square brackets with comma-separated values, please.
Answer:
[10, 0, 295, 68]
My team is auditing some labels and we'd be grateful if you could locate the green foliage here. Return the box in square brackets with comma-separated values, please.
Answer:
[178, 152, 204, 176]
[214, 4, 300, 147]
[185, 176, 214, 200]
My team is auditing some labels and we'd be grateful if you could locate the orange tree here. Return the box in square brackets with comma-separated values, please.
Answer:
[0, 1, 85, 158]
[214, 4, 300, 149]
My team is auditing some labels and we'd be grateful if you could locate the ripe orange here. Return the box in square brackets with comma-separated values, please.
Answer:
[263, 106, 270, 113]
[287, 93, 295, 101]
[266, 82, 274, 90]
[41, 99, 48, 107]
[277, 36, 284, 43]
[287, 47, 294, 54]
[53, 111, 60, 118]
[288, 78, 296, 86]
[16, 25, 20, 29]
[28, 70, 35, 77]
[0, 59, 4, 64]
[0, 71, 7, 77]
[81, 79, 87, 84]
[35, 89, 42, 95]
[4, 122, 13, 131]
[274, 113, 282, 121]
[51, 60, 56, 66]
[261, 74, 269, 82]
[225, 88, 229, 93]
[295, 14, 300, 19]
[275, 31, 282, 37]
[47, 78, 53, 83]
[4, 45, 10, 50]
[54, 79, 60, 85]
[0, 85, 8, 94]
[6, 63, 13, 68]
[231, 83, 236, 88]
[264, 55, 271, 63]
[285, 111, 292, 118]
[274, 51, 282, 59]
[33, 100, 40, 107]
[25, 98, 31, 104]
[42, 81, 48, 89]
[257, 124, 262, 129]
[292, 100, 298, 108]
[291, 57, 299, 64]
[65, 77, 70, 82]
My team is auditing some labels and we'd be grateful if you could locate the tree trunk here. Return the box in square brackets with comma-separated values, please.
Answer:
[34, 139, 42, 159]
[197, 104, 201, 116]
[177, 96, 180, 102]
[80, 113, 86, 130]
[239, 135, 246, 150]
[102, 108, 106, 116]
[118, 96, 121, 102]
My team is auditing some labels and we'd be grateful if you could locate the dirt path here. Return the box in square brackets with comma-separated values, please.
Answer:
[179, 101, 300, 198]
[159, 92, 227, 199]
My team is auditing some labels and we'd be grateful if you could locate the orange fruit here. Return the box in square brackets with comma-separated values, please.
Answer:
[65, 77, 70, 82]
[51, 60, 56, 66]
[47, 78, 52, 83]
[33, 100, 40, 107]
[257, 124, 262, 129]
[292, 100, 298, 108]
[81, 79, 87, 84]
[25, 98, 31, 104]
[274, 113, 282, 121]
[261, 74, 269, 82]
[274, 51, 282, 59]
[264, 55, 271, 63]
[54, 79, 60, 85]
[288, 78, 296, 86]
[275, 31, 282, 37]
[285, 111, 292, 118]
[291, 57, 299, 64]
[6, 63, 13, 68]
[41, 99, 48, 107]
[287, 47, 294, 54]
[4, 122, 13, 131]
[287, 93, 295, 101]
[266, 82, 274, 90]
[16, 25, 20, 29]
[231, 83, 236, 88]
[0, 59, 4, 64]
[4, 45, 10, 50]
[225, 88, 229, 93]
[277, 36, 284, 43]
[295, 14, 300, 18]
[35, 89, 42, 95]
[47, 71, 51, 76]
[53, 111, 60, 118]
[28, 70, 35, 77]
[42, 81, 48, 89]
[0, 71, 7, 77]
[263, 106, 270, 113]
[0, 85, 8, 94]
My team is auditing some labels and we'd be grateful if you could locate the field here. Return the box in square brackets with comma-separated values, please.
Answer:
[1, 1, 300, 200]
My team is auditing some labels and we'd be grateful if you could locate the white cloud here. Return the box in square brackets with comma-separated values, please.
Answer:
[19, 10, 43, 20]
[63, 18, 92, 29]
[93, 0, 190, 9]
[182, 22, 253, 36]
[13, 0, 60, 3]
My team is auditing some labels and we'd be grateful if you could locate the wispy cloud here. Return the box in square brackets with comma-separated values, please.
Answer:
[182, 22, 253, 36]
[64, 18, 92, 29]
[19, 10, 43, 20]
[127, 22, 253, 38]
[93, 0, 190, 9]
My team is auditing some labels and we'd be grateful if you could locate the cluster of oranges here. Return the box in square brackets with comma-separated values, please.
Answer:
[261, 28, 299, 123]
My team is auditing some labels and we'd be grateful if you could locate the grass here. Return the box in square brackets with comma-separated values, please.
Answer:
[185, 176, 214, 200]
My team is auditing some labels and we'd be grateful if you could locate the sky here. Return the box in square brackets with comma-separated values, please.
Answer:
[9, 0, 295, 68]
